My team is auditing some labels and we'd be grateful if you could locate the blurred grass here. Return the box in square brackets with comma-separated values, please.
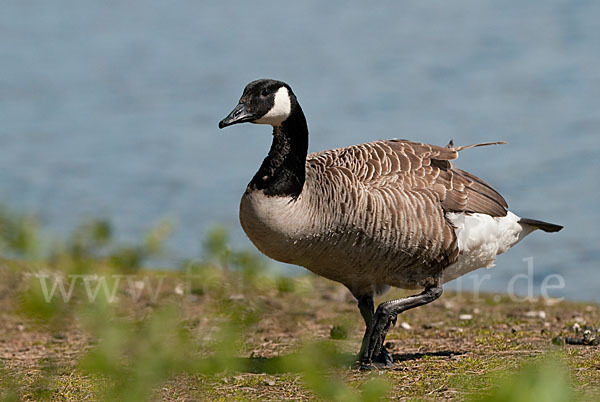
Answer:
[472, 356, 576, 402]
[0, 203, 599, 401]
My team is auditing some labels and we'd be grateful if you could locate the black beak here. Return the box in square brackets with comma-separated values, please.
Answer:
[218, 103, 255, 128]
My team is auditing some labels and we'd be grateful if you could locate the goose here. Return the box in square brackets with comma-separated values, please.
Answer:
[218, 79, 563, 368]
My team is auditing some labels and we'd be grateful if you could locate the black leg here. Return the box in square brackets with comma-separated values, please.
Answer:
[357, 295, 374, 360]
[357, 295, 393, 368]
[358, 285, 443, 367]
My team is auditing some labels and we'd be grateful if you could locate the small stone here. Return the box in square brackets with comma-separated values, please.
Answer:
[423, 321, 444, 329]
[443, 301, 456, 310]
[459, 314, 473, 321]
[573, 316, 586, 324]
[400, 322, 411, 330]
[174, 284, 184, 296]
[525, 310, 546, 319]
[472, 308, 481, 314]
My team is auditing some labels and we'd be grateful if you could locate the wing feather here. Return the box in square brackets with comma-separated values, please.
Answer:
[385, 139, 508, 217]
[308, 139, 507, 217]
[305, 139, 507, 275]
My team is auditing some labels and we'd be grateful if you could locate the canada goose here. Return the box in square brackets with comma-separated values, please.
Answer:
[218, 79, 563, 368]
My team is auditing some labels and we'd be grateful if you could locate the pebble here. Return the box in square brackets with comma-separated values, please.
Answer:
[443, 301, 456, 310]
[423, 321, 444, 329]
[174, 284, 184, 296]
[400, 322, 411, 330]
[459, 314, 473, 320]
[524, 310, 546, 319]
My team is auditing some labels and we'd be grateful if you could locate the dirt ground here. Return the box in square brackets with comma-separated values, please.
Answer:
[1, 265, 599, 401]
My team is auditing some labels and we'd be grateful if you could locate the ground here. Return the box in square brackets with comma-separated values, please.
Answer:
[0, 262, 599, 401]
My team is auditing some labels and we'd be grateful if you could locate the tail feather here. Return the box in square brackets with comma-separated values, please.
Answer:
[453, 141, 507, 152]
[519, 218, 563, 233]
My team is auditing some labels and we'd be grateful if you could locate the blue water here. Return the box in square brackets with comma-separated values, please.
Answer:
[1, 1, 599, 301]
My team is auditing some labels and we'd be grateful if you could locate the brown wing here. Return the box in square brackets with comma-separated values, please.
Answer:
[304, 139, 507, 278]
[384, 139, 508, 217]
[309, 138, 508, 217]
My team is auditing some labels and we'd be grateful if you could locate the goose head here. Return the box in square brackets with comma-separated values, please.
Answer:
[219, 79, 296, 129]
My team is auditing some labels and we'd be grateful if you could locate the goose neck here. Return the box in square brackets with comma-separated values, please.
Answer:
[249, 108, 309, 198]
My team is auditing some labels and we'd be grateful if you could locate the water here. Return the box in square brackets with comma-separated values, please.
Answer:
[1, 1, 599, 301]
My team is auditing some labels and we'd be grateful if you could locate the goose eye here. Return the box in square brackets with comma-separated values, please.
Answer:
[261, 88, 271, 97]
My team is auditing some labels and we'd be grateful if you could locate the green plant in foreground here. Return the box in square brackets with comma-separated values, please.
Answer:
[0, 204, 41, 258]
[280, 341, 390, 401]
[472, 356, 576, 402]
[78, 304, 201, 401]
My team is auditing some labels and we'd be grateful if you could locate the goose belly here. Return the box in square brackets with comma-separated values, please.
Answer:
[239, 189, 446, 290]
[442, 211, 535, 283]
[240, 190, 383, 281]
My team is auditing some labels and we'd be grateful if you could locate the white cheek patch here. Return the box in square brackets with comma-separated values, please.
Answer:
[254, 86, 291, 126]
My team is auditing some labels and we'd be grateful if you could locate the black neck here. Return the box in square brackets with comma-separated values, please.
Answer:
[248, 107, 308, 198]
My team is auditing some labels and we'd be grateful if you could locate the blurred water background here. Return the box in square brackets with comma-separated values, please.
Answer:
[1, 1, 598, 301]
